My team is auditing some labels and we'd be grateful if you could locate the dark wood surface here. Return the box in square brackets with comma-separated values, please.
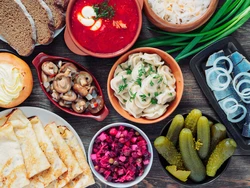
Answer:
[1, 3, 250, 188]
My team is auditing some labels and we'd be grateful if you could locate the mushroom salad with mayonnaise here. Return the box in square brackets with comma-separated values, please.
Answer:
[41, 60, 104, 114]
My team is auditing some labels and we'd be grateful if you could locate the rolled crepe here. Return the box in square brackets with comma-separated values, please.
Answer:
[0, 122, 30, 188]
[6, 109, 50, 178]
[25, 117, 67, 188]
[45, 123, 83, 188]
[58, 126, 95, 188]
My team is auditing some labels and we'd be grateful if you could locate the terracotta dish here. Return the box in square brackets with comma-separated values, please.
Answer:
[143, 0, 219, 33]
[32, 52, 109, 121]
[64, 0, 143, 58]
[107, 47, 184, 124]
[0, 50, 33, 108]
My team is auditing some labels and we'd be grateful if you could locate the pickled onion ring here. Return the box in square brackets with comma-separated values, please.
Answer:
[213, 56, 233, 74]
[206, 67, 231, 91]
[226, 104, 247, 123]
[221, 98, 238, 113]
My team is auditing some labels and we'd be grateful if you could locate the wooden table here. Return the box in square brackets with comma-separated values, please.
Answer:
[1, 6, 250, 188]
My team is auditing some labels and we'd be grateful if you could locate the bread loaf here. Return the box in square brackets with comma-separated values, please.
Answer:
[21, 0, 55, 45]
[0, 0, 36, 56]
[55, 0, 69, 11]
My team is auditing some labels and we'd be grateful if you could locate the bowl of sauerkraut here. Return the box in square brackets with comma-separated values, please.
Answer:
[144, 0, 219, 33]
[107, 47, 184, 124]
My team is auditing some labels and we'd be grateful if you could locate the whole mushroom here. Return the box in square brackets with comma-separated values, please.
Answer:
[59, 62, 78, 78]
[73, 84, 90, 97]
[72, 98, 87, 113]
[51, 90, 60, 102]
[53, 73, 71, 93]
[61, 90, 77, 102]
[88, 96, 104, 114]
[42, 61, 58, 76]
[74, 71, 93, 86]
[59, 99, 71, 108]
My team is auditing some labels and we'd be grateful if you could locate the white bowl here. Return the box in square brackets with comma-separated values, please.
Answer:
[88, 122, 153, 187]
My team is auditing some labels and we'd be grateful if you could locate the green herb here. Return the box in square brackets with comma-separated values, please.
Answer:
[154, 92, 159, 97]
[151, 98, 158, 104]
[169, 93, 173, 96]
[93, 0, 115, 20]
[134, 0, 250, 62]
[118, 76, 127, 93]
[148, 93, 151, 97]
[135, 78, 142, 87]
[150, 80, 154, 86]
[129, 91, 137, 101]
[126, 65, 132, 75]
[140, 94, 147, 102]
[138, 65, 146, 77]
[123, 99, 127, 103]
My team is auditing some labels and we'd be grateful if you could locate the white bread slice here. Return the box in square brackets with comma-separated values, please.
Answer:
[20, 0, 55, 45]
[0, 0, 36, 56]
[44, 0, 65, 29]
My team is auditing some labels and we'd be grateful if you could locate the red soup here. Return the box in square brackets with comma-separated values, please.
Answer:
[70, 0, 139, 53]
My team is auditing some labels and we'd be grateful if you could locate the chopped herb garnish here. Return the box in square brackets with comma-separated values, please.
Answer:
[118, 76, 127, 93]
[139, 94, 147, 102]
[126, 65, 132, 75]
[169, 93, 173, 96]
[118, 64, 123, 69]
[151, 98, 158, 104]
[150, 80, 154, 86]
[138, 65, 146, 77]
[135, 78, 142, 87]
[149, 64, 155, 73]
[158, 76, 163, 83]
[93, 0, 115, 19]
[123, 99, 127, 103]
[148, 93, 151, 97]
[154, 92, 159, 97]
[129, 91, 137, 101]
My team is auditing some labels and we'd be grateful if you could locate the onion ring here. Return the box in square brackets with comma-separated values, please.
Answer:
[226, 104, 247, 123]
[213, 56, 233, 74]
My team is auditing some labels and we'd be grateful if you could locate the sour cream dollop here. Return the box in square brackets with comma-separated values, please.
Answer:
[0, 63, 23, 105]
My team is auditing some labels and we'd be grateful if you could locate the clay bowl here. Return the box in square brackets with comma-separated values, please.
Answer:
[158, 113, 231, 186]
[65, 0, 143, 58]
[107, 47, 184, 124]
[143, 0, 219, 33]
[32, 52, 109, 121]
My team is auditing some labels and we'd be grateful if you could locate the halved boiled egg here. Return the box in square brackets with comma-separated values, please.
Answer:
[77, 14, 95, 27]
[81, 6, 96, 18]
[90, 19, 102, 31]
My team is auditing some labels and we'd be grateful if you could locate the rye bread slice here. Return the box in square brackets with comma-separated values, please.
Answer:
[0, 0, 36, 56]
[20, 0, 55, 45]
[43, 0, 65, 29]
[55, 0, 69, 11]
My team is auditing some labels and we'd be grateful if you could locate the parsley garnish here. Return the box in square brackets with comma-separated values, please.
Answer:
[93, 0, 115, 20]
[151, 98, 158, 104]
[135, 78, 142, 87]
[129, 91, 137, 101]
[139, 94, 147, 102]
[123, 99, 127, 103]
[118, 76, 127, 93]
[150, 80, 154, 86]
[169, 93, 173, 96]
[126, 65, 132, 75]
[138, 65, 146, 77]
[154, 92, 159, 97]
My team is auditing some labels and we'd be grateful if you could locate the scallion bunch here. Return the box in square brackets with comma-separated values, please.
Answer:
[134, 0, 250, 62]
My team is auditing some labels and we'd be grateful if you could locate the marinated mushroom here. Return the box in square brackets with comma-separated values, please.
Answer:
[88, 96, 104, 114]
[42, 61, 58, 76]
[51, 90, 60, 102]
[59, 62, 78, 78]
[61, 90, 77, 102]
[53, 73, 71, 93]
[72, 98, 87, 113]
[59, 99, 71, 108]
[73, 83, 89, 97]
[74, 71, 93, 86]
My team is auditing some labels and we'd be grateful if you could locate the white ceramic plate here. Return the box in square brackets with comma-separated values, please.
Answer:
[0, 106, 86, 155]
[0, 27, 65, 46]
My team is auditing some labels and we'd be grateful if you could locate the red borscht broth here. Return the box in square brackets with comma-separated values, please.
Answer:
[70, 0, 139, 53]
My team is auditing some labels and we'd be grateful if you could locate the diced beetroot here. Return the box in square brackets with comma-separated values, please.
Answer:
[119, 156, 126, 162]
[91, 125, 151, 183]
[109, 128, 118, 136]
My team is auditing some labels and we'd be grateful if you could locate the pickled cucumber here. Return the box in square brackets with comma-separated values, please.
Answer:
[154, 136, 184, 169]
[197, 116, 210, 159]
[179, 128, 206, 182]
[166, 114, 184, 145]
[206, 138, 237, 177]
[166, 165, 191, 182]
[184, 109, 202, 135]
[210, 123, 227, 153]
[208, 120, 213, 127]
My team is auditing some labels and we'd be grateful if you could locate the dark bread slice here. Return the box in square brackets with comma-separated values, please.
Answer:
[43, 0, 65, 29]
[55, 0, 69, 11]
[0, 0, 36, 56]
[20, 0, 54, 45]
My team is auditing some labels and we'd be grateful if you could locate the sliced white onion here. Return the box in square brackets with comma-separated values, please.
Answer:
[226, 104, 247, 123]
[213, 56, 233, 74]
[221, 98, 238, 113]
[206, 67, 231, 91]
[233, 72, 250, 103]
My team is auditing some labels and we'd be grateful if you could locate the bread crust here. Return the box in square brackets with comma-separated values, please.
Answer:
[0, 53, 33, 108]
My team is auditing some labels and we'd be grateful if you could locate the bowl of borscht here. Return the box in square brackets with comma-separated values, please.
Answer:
[65, 0, 143, 58]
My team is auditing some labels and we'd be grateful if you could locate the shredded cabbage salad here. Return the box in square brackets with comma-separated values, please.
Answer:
[148, 0, 211, 24]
